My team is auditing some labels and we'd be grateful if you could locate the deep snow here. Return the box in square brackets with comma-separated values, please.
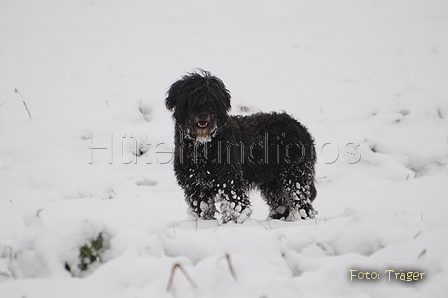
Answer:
[1, 0, 448, 297]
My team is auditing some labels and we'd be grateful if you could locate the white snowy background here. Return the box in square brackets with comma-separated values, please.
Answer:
[1, 0, 448, 297]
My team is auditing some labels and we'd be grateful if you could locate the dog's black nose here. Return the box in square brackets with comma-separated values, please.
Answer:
[199, 112, 208, 119]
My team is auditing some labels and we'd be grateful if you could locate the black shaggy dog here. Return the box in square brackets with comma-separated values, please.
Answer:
[165, 70, 317, 223]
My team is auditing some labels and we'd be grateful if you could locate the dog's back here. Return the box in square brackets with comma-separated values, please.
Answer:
[228, 112, 315, 183]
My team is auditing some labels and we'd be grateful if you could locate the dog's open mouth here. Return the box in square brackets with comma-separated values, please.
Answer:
[197, 121, 208, 128]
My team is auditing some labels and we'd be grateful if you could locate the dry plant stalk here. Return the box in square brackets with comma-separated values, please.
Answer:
[0, 99, 7, 117]
[166, 263, 197, 292]
[14, 88, 32, 120]
[225, 253, 237, 281]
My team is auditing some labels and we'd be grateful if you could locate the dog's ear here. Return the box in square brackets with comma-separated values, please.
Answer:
[209, 75, 231, 112]
[222, 89, 231, 112]
[165, 80, 183, 111]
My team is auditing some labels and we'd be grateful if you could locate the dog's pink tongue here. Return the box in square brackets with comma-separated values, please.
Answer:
[198, 121, 208, 128]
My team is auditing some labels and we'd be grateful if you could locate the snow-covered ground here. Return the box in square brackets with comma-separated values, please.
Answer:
[1, 0, 448, 297]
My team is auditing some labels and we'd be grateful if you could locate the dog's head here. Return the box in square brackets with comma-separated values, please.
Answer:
[165, 70, 231, 143]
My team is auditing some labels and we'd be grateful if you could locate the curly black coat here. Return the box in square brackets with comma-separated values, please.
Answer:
[166, 70, 317, 223]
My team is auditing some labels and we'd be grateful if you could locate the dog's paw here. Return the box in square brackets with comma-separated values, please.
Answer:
[235, 207, 252, 224]
[186, 207, 199, 220]
[289, 204, 318, 221]
[269, 204, 318, 221]
[215, 200, 253, 224]
[186, 204, 216, 221]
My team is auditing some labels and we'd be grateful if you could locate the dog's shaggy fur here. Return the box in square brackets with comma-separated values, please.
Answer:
[166, 70, 317, 223]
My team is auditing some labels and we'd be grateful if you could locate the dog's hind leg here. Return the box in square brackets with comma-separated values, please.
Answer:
[261, 162, 317, 221]
[286, 161, 318, 220]
[289, 180, 318, 221]
[260, 181, 295, 221]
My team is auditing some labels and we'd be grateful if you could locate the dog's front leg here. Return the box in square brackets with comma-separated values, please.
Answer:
[184, 188, 218, 221]
[214, 182, 253, 224]
[185, 186, 252, 224]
